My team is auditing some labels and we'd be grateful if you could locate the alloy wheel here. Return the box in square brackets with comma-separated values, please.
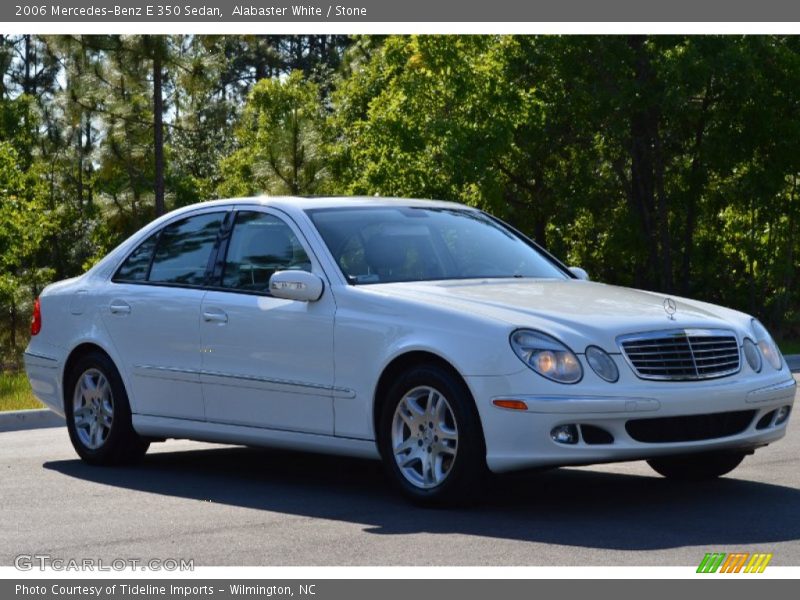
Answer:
[72, 368, 114, 450]
[391, 385, 459, 489]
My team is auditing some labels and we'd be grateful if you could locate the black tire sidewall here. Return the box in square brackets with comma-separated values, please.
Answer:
[377, 364, 487, 505]
[64, 352, 144, 465]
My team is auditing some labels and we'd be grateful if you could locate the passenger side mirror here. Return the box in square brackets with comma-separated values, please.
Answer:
[569, 266, 590, 281]
[269, 270, 324, 302]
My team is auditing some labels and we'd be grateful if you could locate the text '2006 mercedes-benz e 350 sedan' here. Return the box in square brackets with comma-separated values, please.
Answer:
[25, 196, 796, 504]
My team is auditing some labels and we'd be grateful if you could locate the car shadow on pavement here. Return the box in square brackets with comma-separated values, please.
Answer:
[44, 445, 800, 551]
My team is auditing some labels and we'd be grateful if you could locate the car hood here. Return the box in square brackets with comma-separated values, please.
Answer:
[370, 278, 752, 352]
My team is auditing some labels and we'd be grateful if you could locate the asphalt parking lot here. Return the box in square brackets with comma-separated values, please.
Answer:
[2, 376, 798, 567]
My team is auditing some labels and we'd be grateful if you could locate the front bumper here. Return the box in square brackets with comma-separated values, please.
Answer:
[467, 367, 796, 474]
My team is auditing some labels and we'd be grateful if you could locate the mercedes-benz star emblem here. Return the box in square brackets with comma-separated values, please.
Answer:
[663, 297, 677, 320]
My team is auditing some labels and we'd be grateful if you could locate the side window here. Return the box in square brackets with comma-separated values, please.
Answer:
[148, 212, 224, 286]
[114, 232, 159, 282]
[221, 212, 311, 292]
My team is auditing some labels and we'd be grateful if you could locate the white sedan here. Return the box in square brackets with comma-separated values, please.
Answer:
[25, 197, 796, 504]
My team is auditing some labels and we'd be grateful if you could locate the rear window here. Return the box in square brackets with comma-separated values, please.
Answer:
[114, 212, 225, 287]
[113, 232, 159, 282]
[148, 213, 224, 286]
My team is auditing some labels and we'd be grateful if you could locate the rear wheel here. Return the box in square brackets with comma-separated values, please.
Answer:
[647, 450, 747, 481]
[65, 351, 149, 465]
[378, 364, 487, 506]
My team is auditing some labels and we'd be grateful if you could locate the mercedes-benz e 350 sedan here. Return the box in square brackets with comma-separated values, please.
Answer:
[25, 197, 796, 503]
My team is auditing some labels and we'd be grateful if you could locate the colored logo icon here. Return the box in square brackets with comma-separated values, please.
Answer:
[697, 552, 772, 573]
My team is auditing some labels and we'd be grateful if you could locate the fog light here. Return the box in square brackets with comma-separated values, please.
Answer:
[743, 338, 762, 373]
[775, 406, 791, 425]
[551, 424, 579, 444]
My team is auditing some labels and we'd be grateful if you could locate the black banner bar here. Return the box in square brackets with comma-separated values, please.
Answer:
[4, 580, 799, 600]
[6, 0, 800, 22]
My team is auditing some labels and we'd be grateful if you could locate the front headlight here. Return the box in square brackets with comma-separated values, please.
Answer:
[751, 319, 783, 370]
[742, 338, 762, 373]
[510, 329, 583, 384]
[585, 345, 619, 383]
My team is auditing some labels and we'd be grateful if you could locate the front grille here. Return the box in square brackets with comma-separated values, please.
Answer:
[619, 329, 740, 381]
[626, 410, 756, 443]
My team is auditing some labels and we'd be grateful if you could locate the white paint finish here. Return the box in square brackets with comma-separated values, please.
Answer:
[23, 196, 797, 475]
[466, 367, 796, 472]
[199, 289, 336, 434]
[269, 270, 325, 302]
[199, 205, 337, 434]
[362, 278, 751, 353]
[98, 282, 208, 419]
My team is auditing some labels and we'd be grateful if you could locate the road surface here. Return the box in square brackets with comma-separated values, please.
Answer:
[2, 377, 798, 566]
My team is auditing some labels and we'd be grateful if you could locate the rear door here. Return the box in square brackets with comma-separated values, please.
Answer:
[102, 209, 228, 420]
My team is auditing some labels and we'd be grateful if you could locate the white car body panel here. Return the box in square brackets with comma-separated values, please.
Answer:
[101, 283, 207, 420]
[199, 290, 337, 434]
[25, 196, 796, 473]
[198, 206, 338, 435]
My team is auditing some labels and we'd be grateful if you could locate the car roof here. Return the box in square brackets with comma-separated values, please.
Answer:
[181, 195, 471, 213]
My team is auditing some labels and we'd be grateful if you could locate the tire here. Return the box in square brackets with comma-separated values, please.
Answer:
[377, 364, 487, 506]
[64, 351, 149, 465]
[647, 450, 747, 481]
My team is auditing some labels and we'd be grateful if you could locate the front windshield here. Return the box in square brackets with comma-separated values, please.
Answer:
[307, 207, 569, 284]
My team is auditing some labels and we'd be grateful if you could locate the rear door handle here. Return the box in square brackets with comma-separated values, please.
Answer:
[202, 308, 228, 324]
[109, 300, 131, 315]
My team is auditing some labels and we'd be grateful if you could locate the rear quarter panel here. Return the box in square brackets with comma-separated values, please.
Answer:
[24, 276, 132, 416]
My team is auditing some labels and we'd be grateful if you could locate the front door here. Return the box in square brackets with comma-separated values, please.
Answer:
[199, 209, 336, 434]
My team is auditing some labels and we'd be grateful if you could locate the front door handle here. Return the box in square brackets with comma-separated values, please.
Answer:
[109, 300, 131, 315]
[202, 308, 228, 324]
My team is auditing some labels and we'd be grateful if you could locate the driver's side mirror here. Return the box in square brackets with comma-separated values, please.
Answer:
[269, 270, 324, 302]
[569, 266, 590, 281]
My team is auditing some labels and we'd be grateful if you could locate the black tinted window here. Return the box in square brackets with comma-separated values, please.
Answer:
[222, 212, 311, 292]
[114, 233, 158, 282]
[149, 213, 224, 286]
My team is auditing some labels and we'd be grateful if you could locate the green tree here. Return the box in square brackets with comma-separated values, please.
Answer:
[219, 71, 327, 196]
[329, 34, 800, 337]
[0, 98, 53, 366]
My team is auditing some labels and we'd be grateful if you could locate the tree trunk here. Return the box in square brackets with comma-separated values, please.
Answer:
[23, 34, 33, 94]
[291, 107, 300, 194]
[681, 86, 712, 296]
[76, 116, 84, 215]
[780, 176, 798, 326]
[627, 36, 660, 290]
[153, 46, 166, 217]
[654, 133, 672, 292]
[0, 36, 6, 99]
[9, 297, 17, 362]
[84, 116, 94, 209]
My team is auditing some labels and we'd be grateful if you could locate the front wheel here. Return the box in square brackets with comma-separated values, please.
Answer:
[377, 364, 487, 506]
[65, 351, 149, 465]
[647, 450, 747, 481]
